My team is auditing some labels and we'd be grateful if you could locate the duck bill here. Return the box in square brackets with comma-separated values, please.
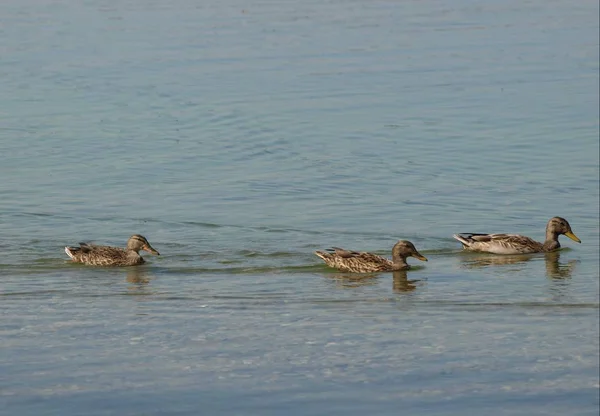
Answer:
[143, 245, 160, 255]
[413, 253, 428, 262]
[564, 231, 581, 243]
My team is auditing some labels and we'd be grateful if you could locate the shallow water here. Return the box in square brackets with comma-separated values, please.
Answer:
[1, 0, 599, 415]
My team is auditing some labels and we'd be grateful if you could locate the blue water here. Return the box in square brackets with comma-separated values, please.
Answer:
[1, 0, 599, 415]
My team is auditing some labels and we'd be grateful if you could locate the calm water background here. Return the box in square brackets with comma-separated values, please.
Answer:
[1, 0, 599, 415]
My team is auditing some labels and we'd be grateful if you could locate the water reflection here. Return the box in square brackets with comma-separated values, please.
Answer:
[322, 271, 422, 293]
[325, 273, 379, 288]
[392, 271, 421, 293]
[458, 251, 577, 279]
[125, 267, 153, 292]
[459, 253, 534, 268]
[543, 251, 577, 280]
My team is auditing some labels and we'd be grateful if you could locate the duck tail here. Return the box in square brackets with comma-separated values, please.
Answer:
[314, 251, 331, 261]
[64, 246, 77, 259]
[452, 234, 472, 247]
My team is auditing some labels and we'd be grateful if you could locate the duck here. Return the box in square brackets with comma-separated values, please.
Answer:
[314, 240, 428, 273]
[453, 217, 581, 254]
[65, 234, 160, 266]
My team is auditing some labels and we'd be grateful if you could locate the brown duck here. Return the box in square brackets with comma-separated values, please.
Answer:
[65, 234, 160, 266]
[453, 216, 581, 254]
[315, 240, 428, 273]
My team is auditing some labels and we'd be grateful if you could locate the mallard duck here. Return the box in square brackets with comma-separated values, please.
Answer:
[65, 234, 160, 266]
[453, 217, 581, 254]
[314, 240, 428, 273]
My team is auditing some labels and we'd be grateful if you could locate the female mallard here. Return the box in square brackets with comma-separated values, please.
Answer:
[315, 240, 428, 273]
[65, 234, 160, 266]
[453, 217, 581, 254]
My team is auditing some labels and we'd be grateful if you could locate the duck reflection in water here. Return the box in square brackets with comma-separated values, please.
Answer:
[543, 251, 577, 279]
[392, 271, 421, 293]
[126, 267, 153, 292]
[326, 273, 380, 288]
[458, 251, 577, 279]
[324, 271, 422, 293]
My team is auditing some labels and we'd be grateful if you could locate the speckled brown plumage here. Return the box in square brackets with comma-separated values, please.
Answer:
[315, 240, 428, 273]
[65, 234, 160, 266]
[453, 216, 581, 254]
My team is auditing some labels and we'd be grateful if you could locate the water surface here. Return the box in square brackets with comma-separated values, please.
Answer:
[1, 0, 599, 415]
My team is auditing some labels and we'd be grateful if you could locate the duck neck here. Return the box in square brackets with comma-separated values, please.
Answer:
[391, 254, 409, 270]
[543, 230, 561, 251]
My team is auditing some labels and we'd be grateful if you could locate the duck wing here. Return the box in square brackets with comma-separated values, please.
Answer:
[315, 248, 392, 273]
[65, 243, 134, 266]
[453, 233, 543, 254]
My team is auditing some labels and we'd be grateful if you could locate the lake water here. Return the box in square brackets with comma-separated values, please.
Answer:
[1, 0, 599, 415]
